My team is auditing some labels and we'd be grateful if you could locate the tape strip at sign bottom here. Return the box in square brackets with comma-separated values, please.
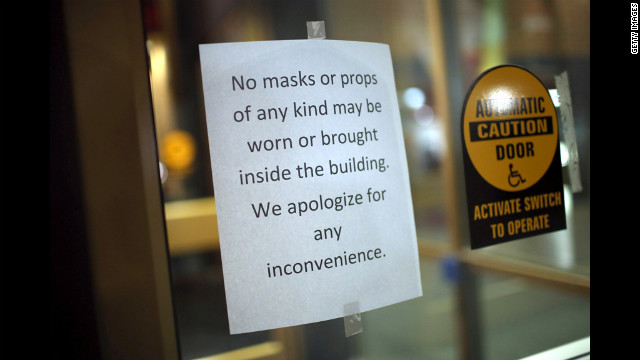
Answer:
[344, 302, 363, 337]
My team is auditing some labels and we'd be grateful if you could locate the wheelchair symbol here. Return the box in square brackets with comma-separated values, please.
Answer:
[508, 163, 526, 188]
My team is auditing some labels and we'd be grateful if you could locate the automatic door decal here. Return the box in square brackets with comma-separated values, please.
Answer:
[461, 65, 567, 249]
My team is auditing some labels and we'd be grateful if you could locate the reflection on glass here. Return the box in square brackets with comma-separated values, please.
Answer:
[403, 87, 426, 109]
[478, 270, 589, 359]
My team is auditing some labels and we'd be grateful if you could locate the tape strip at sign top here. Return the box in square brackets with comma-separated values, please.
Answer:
[307, 21, 326, 40]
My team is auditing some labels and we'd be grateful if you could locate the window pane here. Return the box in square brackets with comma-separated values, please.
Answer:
[143, 0, 590, 358]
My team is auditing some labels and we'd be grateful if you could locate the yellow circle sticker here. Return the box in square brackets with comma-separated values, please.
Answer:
[463, 66, 558, 192]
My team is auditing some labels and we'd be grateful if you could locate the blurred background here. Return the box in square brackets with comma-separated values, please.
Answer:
[52, 0, 590, 359]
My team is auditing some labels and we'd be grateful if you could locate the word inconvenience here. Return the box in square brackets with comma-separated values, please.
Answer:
[267, 247, 385, 278]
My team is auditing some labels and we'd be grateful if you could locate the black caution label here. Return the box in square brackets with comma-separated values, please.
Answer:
[461, 65, 566, 249]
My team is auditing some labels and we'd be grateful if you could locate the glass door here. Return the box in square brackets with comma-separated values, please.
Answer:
[142, 1, 590, 359]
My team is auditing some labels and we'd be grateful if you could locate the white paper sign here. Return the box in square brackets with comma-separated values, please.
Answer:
[199, 40, 422, 334]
